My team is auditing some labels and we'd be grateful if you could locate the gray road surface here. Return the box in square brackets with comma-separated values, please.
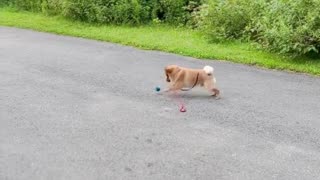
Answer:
[1, 27, 320, 180]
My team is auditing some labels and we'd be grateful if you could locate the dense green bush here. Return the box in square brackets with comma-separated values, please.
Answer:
[0, 0, 10, 6]
[4, 0, 319, 56]
[200, 0, 320, 56]
[248, 0, 320, 55]
[13, 0, 43, 11]
[62, 0, 150, 24]
[186, 0, 207, 28]
[8, 0, 200, 25]
[41, 0, 63, 15]
[151, 0, 193, 24]
[201, 0, 265, 41]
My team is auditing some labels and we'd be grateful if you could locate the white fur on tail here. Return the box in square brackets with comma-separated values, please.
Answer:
[203, 65, 214, 75]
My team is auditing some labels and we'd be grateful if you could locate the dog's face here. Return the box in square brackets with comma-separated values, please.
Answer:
[165, 65, 179, 82]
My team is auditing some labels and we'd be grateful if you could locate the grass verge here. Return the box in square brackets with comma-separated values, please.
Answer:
[1, 8, 320, 75]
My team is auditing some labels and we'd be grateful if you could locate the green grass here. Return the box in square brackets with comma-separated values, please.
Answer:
[1, 8, 320, 75]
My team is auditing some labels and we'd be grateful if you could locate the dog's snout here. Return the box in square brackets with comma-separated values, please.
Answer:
[166, 73, 171, 82]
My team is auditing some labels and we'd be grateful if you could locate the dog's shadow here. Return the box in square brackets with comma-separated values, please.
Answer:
[178, 91, 222, 100]
[157, 88, 222, 100]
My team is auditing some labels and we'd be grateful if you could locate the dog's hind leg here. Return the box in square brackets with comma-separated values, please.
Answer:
[211, 88, 220, 97]
[204, 80, 220, 97]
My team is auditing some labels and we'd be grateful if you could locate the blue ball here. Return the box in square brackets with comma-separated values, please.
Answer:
[155, 86, 161, 92]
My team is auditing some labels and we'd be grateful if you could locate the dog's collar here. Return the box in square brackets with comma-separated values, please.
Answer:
[191, 72, 200, 88]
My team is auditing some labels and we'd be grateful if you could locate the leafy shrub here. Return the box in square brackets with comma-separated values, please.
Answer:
[151, 0, 189, 24]
[186, 0, 208, 28]
[202, 0, 264, 41]
[0, 0, 11, 7]
[13, 0, 43, 11]
[62, 0, 101, 23]
[201, 0, 320, 56]
[6, 0, 319, 56]
[63, 0, 150, 24]
[41, 0, 63, 15]
[248, 0, 320, 56]
[5, 0, 201, 25]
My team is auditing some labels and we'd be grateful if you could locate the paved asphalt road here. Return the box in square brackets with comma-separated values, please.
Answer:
[1, 27, 320, 180]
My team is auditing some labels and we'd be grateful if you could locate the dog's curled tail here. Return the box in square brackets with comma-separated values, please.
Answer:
[203, 65, 214, 76]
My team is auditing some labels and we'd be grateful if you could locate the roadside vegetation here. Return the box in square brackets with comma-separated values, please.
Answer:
[1, 0, 319, 75]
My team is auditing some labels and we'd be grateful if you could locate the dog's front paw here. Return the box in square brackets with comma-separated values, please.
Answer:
[211, 91, 221, 99]
[211, 88, 220, 98]
[212, 94, 221, 99]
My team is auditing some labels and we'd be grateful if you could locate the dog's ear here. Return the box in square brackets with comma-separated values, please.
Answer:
[165, 66, 174, 74]
[165, 65, 179, 74]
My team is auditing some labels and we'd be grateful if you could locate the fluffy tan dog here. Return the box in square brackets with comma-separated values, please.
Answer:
[164, 64, 220, 96]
